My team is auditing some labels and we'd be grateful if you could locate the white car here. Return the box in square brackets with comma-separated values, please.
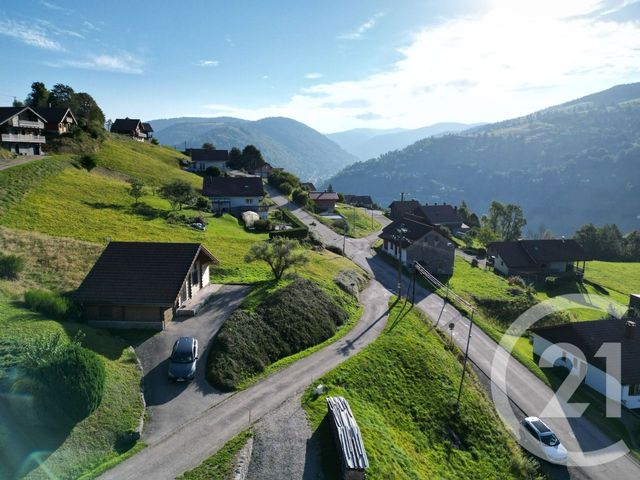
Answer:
[520, 417, 568, 464]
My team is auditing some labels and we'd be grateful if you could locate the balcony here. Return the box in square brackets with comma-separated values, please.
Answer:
[1, 133, 46, 144]
[18, 120, 44, 129]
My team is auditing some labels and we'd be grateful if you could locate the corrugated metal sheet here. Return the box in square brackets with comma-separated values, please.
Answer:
[326, 396, 369, 471]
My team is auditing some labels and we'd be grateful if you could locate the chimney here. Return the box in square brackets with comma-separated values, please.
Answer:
[625, 320, 636, 339]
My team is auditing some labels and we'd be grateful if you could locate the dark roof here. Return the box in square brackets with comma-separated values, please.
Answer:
[344, 195, 374, 206]
[414, 204, 462, 225]
[0, 106, 47, 125]
[203, 176, 265, 197]
[379, 215, 443, 247]
[142, 122, 153, 132]
[75, 242, 218, 306]
[33, 107, 76, 124]
[191, 149, 229, 162]
[326, 397, 369, 470]
[388, 200, 420, 220]
[532, 318, 640, 384]
[309, 191, 339, 201]
[301, 182, 317, 191]
[488, 239, 588, 268]
[111, 117, 142, 133]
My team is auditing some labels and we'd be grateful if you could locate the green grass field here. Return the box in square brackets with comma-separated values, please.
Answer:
[302, 301, 541, 479]
[177, 430, 252, 480]
[585, 261, 640, 297]
[314, 203, 381, 239]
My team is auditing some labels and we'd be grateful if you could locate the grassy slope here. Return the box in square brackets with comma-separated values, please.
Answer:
[0, 298, 143, 480]
[303, 301, 539, 479]
[584, 261, 640, 297]
[313, 203, 381, 239]
[177, 430, 252, 480]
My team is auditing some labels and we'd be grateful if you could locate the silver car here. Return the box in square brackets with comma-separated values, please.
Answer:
[520, 416, 568, 464]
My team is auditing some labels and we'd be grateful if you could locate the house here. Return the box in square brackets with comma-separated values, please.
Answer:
[301, 182, 317, 191]
[203, 176, 266, 218]
[379, 214, 455, 274]
[34, 107, 77, 135]
[531, 318, 640, 409]
[388, 199, 420, 221]
[74, 242, 219, 330]
[487, 239, 589, 279]
[110, 117, 150, 141]
[142, 122, 154, 141]
[309, 191, 339, 213]
[252, 162, 273, 178]
[191, 148, 230, 172]
[413, 203, 466, 234]
[344, 195, 374, 209]
[0, 106, 46, 155]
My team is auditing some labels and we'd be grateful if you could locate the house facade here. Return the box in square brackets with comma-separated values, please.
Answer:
[488, 239, 588, 279]
[0, 106, 46, 155]
[203, 176, 266, 218]
[34, 107, 77, 135]
[142, 122, 154, 141]
[309, 191, 339, 213]
[191, 148, 230, 172]
[110, 118, 150, 142]
[75, 242, 219, 330]
[532, 318, 640, 409]
[379, 215, 455, 275]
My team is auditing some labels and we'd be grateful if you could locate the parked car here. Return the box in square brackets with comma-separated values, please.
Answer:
[520, 417, 568, 464]
[168, 337, 199, 382]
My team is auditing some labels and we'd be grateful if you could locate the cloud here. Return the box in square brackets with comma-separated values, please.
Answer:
[36, 19, 84, 39]
[204, 0, 640, 131]
[47, 53, 144, 74]
[305, 72, 323, 79]
[339, 12, 384, 40]
[40, 1, 72, 13]
[82, 20, 101, 32]
[0, 17, 64, 50]
[196, 59, 219, 67]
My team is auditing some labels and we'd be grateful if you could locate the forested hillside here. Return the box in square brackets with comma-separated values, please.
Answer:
[326, 83, 640, 234]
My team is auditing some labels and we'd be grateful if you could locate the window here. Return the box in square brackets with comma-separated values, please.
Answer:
[630, 384, 640, 396]
[191, 265, 199, 287]
[246, 198, 253, 204]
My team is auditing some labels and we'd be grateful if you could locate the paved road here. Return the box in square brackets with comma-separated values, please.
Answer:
[99, 279, 392, 479]
[135, 285, 250, 443]
[0, 155, 43, 171]
[264, 187, 640, 479]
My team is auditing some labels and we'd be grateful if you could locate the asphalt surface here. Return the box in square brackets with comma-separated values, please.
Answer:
[135, 284, 250, 443]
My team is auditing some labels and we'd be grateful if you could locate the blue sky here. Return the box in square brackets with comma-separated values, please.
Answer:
[1, 0, 639, 132]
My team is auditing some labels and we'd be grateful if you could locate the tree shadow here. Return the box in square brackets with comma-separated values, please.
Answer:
[82, 201, 125, 211]
[303, 414, 340, 480]
[127, 202, 167, 221]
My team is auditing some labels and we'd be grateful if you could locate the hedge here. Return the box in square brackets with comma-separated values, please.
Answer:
[24, 289, 75, 320]
[269, 208, 308, 239]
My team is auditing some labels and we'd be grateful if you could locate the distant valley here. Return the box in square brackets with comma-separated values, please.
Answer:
[326, 83, 640, 235]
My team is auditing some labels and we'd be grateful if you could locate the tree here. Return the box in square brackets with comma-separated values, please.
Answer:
[241, 145, 265, 172]
[79, 154, 97, 172]
[205, 166, 221, 177]
[25, 82, 50, 107]
[12, 98, 23, 107]
[49, 83, 75, 106]
[228, 147, 243, 169]
[129, 181, 144, 205]
[151, 138, 159, 145]
[245, 238, 309, 280]
[327, 184, 334, 193]
[202, 142, 215, 150]
[159, 180, 196, 210]
[194, 195, 211, 212]
[292, 188, 309, 207]
[484, 200, 526, 241]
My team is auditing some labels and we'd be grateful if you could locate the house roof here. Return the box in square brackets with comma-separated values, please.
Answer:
[488, 239, 588, 269]
[414, 204, 462, 225]
[111, 117, 142, 133]
[203, 176, 265, 197]
[191, 148, 229, 162]
[531, 318, 640, 384]
[301, 182, 317, 191]
[388, 200, 420, 219]
[379, 214, 443, 247]
[33, 107, 77, 124]
[75, 242, 219, 306]
[142, 122, 153, 132]
[0, 106, 47, 125]
[309, 191, 339, 201]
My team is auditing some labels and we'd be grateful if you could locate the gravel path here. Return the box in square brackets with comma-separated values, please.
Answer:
[246, 396, 322, 480]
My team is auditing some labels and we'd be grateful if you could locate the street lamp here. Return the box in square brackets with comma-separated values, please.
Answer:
[393, 224, 407, 298]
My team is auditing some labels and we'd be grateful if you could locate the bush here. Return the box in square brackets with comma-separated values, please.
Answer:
[150, 138, 159, 145]
[79, 154, 97, 172]
[508, 276, 526, 288]
[207, 279, 348, 390]
[24, 289, 75, 320]
[279, 182, 293, 195]
[0, 253, 25, 279]
[471, 258, 479, 268]
[292, 189, 309, 207]
[31, 344, 106, 425]
[253, 219, 272, 231]
[334, 269, 367, 296]
[166, 211, 191, 224]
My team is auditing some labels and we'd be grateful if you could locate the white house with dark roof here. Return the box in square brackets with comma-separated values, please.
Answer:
[191, 148, 229, 171]
[34, 107, 77, 135]
[203, 176, 266, 218]
[110, 117, 151, 142]
[0, 106, 46, 155]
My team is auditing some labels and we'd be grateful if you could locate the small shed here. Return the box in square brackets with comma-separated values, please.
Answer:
[326, 396, 369, 480]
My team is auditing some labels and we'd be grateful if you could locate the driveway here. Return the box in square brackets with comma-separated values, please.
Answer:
[135, 284, 251, 443]
[0, 155, 43, 171]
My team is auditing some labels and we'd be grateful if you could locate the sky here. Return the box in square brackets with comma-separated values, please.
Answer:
[1, 0, 640, 133]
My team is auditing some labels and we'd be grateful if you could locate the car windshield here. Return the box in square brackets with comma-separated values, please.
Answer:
[540, 433, 559, 446]
[171, 350, 193, 363]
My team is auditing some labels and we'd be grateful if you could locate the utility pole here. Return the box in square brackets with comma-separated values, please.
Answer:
[456, 309, 475, 409]
[394, 224, 407, 298]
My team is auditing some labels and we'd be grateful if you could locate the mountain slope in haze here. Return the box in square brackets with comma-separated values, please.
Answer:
[151, 116, 358, 182]
[328, 122, 481, 160]
[326, 83, 640, 234]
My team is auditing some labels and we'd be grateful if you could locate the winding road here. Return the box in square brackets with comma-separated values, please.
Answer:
[100, 186, 640, 479]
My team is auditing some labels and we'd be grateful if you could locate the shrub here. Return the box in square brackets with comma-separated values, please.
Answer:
[31, 344, 106, 425]
[334, 269, 367, 296]
[471, 258, 479, 268]
[193, 195, 211, 211]
[79, 154, 97, 172]
[24, 289, 74, 320]
[292, 189, 309, 207]
[150, 138, 159, 145]
[205, 166, 221, 177]
[253, 219, 272, 231]
[0, 253, 25, 279]
[166, 211, 191, 224]
[508, 276, 526, 288]
[279, 182, 293, 195]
